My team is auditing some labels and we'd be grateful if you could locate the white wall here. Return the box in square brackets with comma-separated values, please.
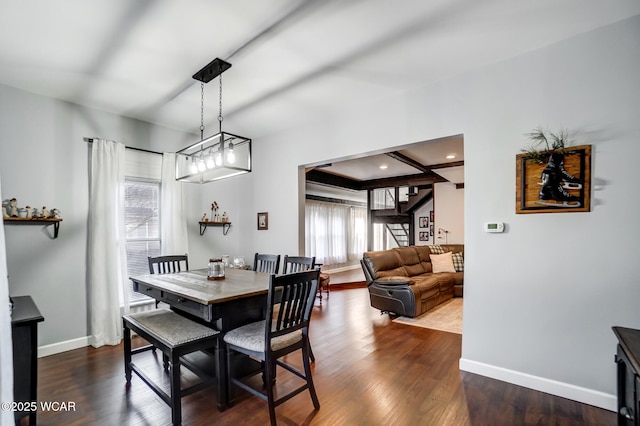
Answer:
[434, 182, 464, 244]
[0, 84, 195, 350]
[232, 15, 640, 409]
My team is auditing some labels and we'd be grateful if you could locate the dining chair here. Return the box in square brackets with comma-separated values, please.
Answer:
[224, 269, 320, 425]
[281, 255, 318, 362]
[148, 254, 189, 310]
[148, 254, 189, 275]
[282, 255, 330, 300]
[281, 255, 315, 274]
[252, 253, 280, 274]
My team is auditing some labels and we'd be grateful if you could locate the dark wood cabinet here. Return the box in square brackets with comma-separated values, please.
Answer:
[11, 296, 44, 426]
[613, 326, 640, 426]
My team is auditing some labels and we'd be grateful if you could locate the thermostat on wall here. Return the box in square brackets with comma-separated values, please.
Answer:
[484, 222, 504, 233]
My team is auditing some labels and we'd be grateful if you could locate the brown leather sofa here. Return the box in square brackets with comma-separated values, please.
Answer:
[361, 244, 464, 318]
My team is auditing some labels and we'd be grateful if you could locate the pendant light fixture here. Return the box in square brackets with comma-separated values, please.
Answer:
[175, 58, 252, 183]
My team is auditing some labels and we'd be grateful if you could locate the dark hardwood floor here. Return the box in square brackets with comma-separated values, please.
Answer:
[34, 287, 615, 425]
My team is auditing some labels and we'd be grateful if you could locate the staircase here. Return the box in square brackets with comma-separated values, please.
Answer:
[400, 187, 433, 214]
[370, 185, 433, 248]
[385, 223, 410, 247]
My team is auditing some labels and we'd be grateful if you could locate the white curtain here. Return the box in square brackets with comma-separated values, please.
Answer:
[160, 153, 188, 256]
[0, 175, 14, 426]
[305, 201, 349, 265]
[88, 139, 129, 348]
[348, 206, 367, 261]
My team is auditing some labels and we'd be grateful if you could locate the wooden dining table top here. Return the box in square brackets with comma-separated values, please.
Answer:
[129, 268, 271, 305]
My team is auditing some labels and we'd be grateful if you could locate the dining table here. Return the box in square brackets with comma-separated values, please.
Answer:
[129, 267, 271, 410]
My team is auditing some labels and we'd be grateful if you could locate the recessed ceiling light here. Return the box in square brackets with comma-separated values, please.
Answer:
[379, 165, 388, 170]
[446, 154, 456, 159]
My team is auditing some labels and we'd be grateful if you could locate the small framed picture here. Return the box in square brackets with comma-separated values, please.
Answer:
[419, 217, 428, 228]
[257, 212, 268, 230]
[430, 224, 434, 236]
[419, 231, 429, 241]
[430, 210, 434, 222]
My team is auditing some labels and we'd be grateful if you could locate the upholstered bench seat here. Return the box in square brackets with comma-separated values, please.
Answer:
[123, 309, 220, 426]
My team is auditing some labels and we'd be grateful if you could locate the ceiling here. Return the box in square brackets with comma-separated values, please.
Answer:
[305, 134, 464, 201]
[1, 0, 638, 145]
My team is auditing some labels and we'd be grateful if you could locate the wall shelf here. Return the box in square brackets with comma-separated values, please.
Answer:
[3, 217, 62, 239]
[199, 221, 231, 236]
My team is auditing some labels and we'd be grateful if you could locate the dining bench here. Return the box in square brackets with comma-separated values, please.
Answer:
[123, 309, 220, 425]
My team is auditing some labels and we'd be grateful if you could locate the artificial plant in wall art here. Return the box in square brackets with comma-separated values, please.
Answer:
[516, 127, 591, 213]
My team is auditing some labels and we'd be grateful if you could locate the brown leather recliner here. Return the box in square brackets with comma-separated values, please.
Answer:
[361, 245, 463, 318]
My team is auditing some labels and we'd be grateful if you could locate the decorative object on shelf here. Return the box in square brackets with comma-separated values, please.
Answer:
[9, 198, 18, 217]
[516, 127, 591, 213]
[257, 212, 268, 230]
[48, 208, 61, 219]
[40, 206, 49, 219]
[175, 58, 252, 183]
[24, 205, 33, 219]
[221, 211, 228, 222]
[201, 213, 208, 222]
[1, 203, 7, 219]
[207, 258, 225, 280]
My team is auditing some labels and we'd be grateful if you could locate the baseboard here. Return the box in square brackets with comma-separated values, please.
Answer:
[459, 358, 616, 412]
[38, 336, 90, 358]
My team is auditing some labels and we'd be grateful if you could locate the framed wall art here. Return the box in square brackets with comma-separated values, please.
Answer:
[516, 144, 591, 214]
[419, 217, 428, 228]
[419, 231, 429, 242]
[257, 212, 268, 230]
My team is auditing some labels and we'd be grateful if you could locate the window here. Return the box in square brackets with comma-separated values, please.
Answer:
[125, 178, 160, 303]
[305, 201, 367, 266]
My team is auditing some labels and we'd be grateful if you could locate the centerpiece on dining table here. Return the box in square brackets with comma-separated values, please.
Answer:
[207, 258, 225, 280]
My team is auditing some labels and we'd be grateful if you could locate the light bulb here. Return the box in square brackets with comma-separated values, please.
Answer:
[189, 159, 198, 174]
[226, 143, 236, 164]
[206, 155, 215, 169]
[197, 157, 206, 172]
[215, 151, 223, 166]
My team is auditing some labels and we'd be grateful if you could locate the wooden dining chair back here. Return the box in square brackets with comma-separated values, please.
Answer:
[252, 253, 280, 274]
[224, 269, 320, 425]
[281, 255, 316, 274]
[148, 254, 189, 275]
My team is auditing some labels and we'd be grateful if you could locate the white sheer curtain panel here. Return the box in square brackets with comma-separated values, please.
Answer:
[88, 139, 129, 348]
[348, 206, 367, 261]
[305, 201, 349, 265]
[0, 175, 14, 426]
[160, 153, 188, 256]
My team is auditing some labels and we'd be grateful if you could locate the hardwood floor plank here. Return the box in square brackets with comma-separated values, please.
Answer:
[33, 287, 615, 425]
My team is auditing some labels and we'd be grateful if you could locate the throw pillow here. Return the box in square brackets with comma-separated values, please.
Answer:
[430, 252, 456, 273]
[452, 252, 464, 272]
[428, 244, 445, 255]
